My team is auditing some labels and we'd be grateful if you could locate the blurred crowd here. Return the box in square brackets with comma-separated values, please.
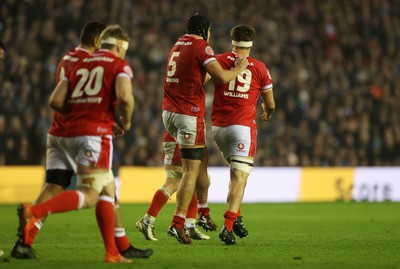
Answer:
[0, 0, 399, 167]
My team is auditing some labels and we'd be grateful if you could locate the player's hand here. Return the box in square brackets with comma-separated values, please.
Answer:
[119, 116, 131, 131]
[112, 122, 125, 138]
[261, 103, 272, 121]
[234, 57, 249, 71]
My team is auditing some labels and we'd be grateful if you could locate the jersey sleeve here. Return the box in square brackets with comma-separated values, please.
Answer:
[260, 63, 273, 91]
[116, 61, 134, 80]
[198, 41, 216, 66]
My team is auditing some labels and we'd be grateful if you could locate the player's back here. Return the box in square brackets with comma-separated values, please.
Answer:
[65, 49, 132, 137]
[49, 48, 90, 137]
[162, 34, 215, 117]
[212, 52, 273, 127]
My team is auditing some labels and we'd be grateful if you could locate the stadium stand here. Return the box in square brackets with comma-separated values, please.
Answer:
[0, 0, 399, 166]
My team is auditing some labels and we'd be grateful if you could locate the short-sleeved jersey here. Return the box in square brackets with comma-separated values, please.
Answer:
[212, 52, 273, 127]
[64, 49, 133, 137]
[162, 34, 216, 117]
[48, 48, 90, 136]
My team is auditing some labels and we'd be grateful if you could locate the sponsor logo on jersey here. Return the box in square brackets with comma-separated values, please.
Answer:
[63, 55, 79, 62]
[184, 133, 191, 140]
[83, 56, 114, 62]
[166, 77, 179, 83]
[70, 97, 103, 104]
[175, 41, 192, 46]
[97, 127, 108, 134]
[238, 143, 245, 150]
[190, 106, 200, 113]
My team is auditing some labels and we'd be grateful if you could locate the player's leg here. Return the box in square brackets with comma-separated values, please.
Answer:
[195, 148, 218, 232]
[168, 149, 203, 244]
[215, 125, 255, 245]
[225, 161, 252, 235]
[163, 112, 205, 244]
[114, 204, 153, 258]
[185, 192, 210, 240]
[11, 135, 74, 259]
[137, 136, 181, 241]
[137, 174, 180, 241]
[111, 172, 153, 258]
[233, 207, 248, 238]
[98, 178, 132, 264]
[17, 174, 101, 250]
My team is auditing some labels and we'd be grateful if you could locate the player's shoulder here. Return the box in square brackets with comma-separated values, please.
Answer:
[91, 50, 133, 78]
[183, 34, 210, 48]
[66, 47, 90, 59]
[248, 56, 267, 70]
[217, 51, 235, 60]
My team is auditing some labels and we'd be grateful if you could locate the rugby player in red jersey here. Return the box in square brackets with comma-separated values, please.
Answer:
[162, 14, 248, 244]
[17, 25, 135, 263]
[211, 25, 275, 245]
[11, 22, 151, 260]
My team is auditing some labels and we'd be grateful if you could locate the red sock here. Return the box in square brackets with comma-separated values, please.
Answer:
[25, 220, 42, 246]
[198, 206, 210, 216]
[186, 193, 198, 219]
[31, 190, 80, 218]
[114, 228, 131, 252]
[96, 198, 119, 256]
[172, 215, 185, 229]
[237, 207, 241, 216]
[223, 210, 238, 232]
[147, 189, 169, 217]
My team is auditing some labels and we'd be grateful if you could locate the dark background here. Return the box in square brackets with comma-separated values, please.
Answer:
[0, 0, 399, 167]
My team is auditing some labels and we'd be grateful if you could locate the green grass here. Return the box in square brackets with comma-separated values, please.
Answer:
[0, 203, 399, 269]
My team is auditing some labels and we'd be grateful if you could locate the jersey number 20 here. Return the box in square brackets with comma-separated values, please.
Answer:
[71, 66, 104, 97]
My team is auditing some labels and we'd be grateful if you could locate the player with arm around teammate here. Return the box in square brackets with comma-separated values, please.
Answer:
[211, 25, 275, 245]
[18, 25, 135, 263]
[162, 14, 248, 244]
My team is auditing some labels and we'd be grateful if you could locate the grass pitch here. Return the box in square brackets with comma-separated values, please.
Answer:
[0, 202, 399, 269]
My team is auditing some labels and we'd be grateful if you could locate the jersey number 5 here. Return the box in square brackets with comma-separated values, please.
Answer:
[228, 69, 252, 92]
[71, 66, 104, 97]
[167, 51, 180, 77]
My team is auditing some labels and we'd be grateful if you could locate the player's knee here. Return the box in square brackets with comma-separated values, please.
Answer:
[166, 169, 183, 180]
[77, 172, 112, 207]
[230, 156, 254, 174]
[44, 183, 65, 196]
[181, 147, 205, 160]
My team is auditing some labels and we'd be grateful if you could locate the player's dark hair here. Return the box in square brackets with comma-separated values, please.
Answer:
[187, 14, 210, 41]
[230, 25, 256, 43]
[80, 21, 106, 46]
[0, 40, 5, 50]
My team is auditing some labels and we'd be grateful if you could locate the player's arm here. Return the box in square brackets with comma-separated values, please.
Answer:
[260, 89, 275, 121]
[49, 79, 69, 116]
[115, 76, 134, 131]
[205, 57, 248, 84]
